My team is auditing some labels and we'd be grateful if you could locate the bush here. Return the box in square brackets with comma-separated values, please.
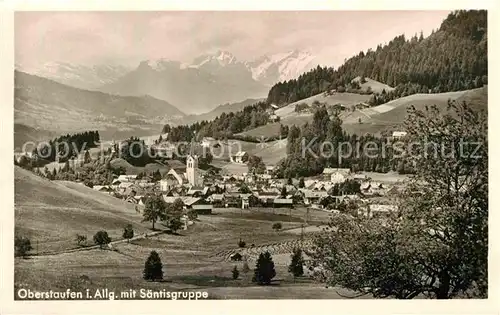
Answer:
[232, 266, 239, 280]
[75, 234, 87, 247]
[238, 239, 246, 248]
[123, 224, 134, 242]
[272, 222, 283, 231]
[187, 210, 198, 221]
[143, 250, 163, 281]
[288, 248, 305, 277]
[168, 217, 183, 233]
[93, 231, 111, 249]
[15, 236, 33, 258]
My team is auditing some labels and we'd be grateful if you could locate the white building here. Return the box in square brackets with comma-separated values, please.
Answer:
[232, 151, 248, 164]
[330, 168, 351, 184]
[160, 169, 184, 191]
[186, 155, 202, 186]
[392, 131, 408, 138]
[117, 175, 138, 182]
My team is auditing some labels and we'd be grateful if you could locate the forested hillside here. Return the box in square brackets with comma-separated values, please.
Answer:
[162, 101, 271, 142]
[267, 10, 487, 105]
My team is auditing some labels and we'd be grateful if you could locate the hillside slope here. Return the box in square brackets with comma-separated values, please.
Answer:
[15, 166, 149, 253]
[267, 10, 487, 105]
[240, 87, 486, 139]
[351, 76, 395, 94]
[342, 87, 487, 135]
[15, 71, 184, 143]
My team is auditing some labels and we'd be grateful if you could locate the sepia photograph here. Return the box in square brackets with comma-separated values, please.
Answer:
[6, 5, 491, 307]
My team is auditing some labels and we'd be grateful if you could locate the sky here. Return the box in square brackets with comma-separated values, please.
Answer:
[15, 11, 451, 69]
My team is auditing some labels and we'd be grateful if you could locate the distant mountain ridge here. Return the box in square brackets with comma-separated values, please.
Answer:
[15, 62, 132, 90]
[14, 70, 185, 145]
[18, 49, 317, 114]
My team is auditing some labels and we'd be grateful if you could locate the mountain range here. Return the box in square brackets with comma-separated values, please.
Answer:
[14, 71, 184, 147]
[16, 50, 317, 114]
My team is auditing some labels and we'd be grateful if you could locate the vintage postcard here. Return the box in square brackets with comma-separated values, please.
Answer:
[1, 1, 497, 314]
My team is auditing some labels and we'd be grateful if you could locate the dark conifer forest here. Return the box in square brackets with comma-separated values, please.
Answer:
[267, 10, 487, 105]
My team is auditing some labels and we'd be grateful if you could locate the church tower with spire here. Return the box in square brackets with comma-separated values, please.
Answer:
[186, 155, 200, 186]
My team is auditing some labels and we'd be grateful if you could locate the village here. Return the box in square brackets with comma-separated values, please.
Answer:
[77, 138, 405, 223]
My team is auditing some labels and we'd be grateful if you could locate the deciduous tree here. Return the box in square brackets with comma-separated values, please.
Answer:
[309, 100, 488, 299]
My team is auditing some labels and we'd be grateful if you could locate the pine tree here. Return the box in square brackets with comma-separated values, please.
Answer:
[232, 265, 239, 280]
[252, 251, 276, 285]
[288, 248, 304, 277]
[298, 177, 305, 188]
[143, 250, 163, 281]
[280, 186, 287, 198]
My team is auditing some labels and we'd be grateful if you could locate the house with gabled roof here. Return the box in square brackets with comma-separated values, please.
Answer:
[301, 189, 329, 205]
[186, 186, 210, 197]
[231, 151, 249, 164]
[330, 168, 352, 184]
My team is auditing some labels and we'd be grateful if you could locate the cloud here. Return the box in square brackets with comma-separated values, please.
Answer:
[15, 11, 451, 67]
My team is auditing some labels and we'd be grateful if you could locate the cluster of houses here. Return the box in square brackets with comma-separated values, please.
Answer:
[90, 155, 402, 219]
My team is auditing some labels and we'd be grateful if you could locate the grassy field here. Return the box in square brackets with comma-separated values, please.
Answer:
[351, 76, 395, 94]
[240, 87, 486, 139]
[15, 206, 343, 299]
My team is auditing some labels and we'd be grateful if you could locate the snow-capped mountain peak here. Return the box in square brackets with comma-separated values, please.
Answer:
[141, 59, 181, 71]
[191, 50, 239, 68]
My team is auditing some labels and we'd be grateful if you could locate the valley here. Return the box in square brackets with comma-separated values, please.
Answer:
[12, 9, 488, 302]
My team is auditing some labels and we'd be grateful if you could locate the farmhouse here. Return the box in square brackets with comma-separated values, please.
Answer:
[352, 173, 368, 181]
[162, 196, 212, 214]
[117, 175, 138, 182]
[269, 114, 280, 122]
[207, 194, 225, 206]
[190, 203, 213, 215]
[231, 151, 249, 164]
[302, 190, 328, 205]
[273, 198, 293, 208]
[330, 168, 351, 184]
[118, 182, 134, 190]
[92, 185, 113, 193]
[257, 192, 280, 206]
[186, 186, 210, 197]
[392, 131, 408, 138]
[359, 204, 398, 218]
[160, 169, 184, 191]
